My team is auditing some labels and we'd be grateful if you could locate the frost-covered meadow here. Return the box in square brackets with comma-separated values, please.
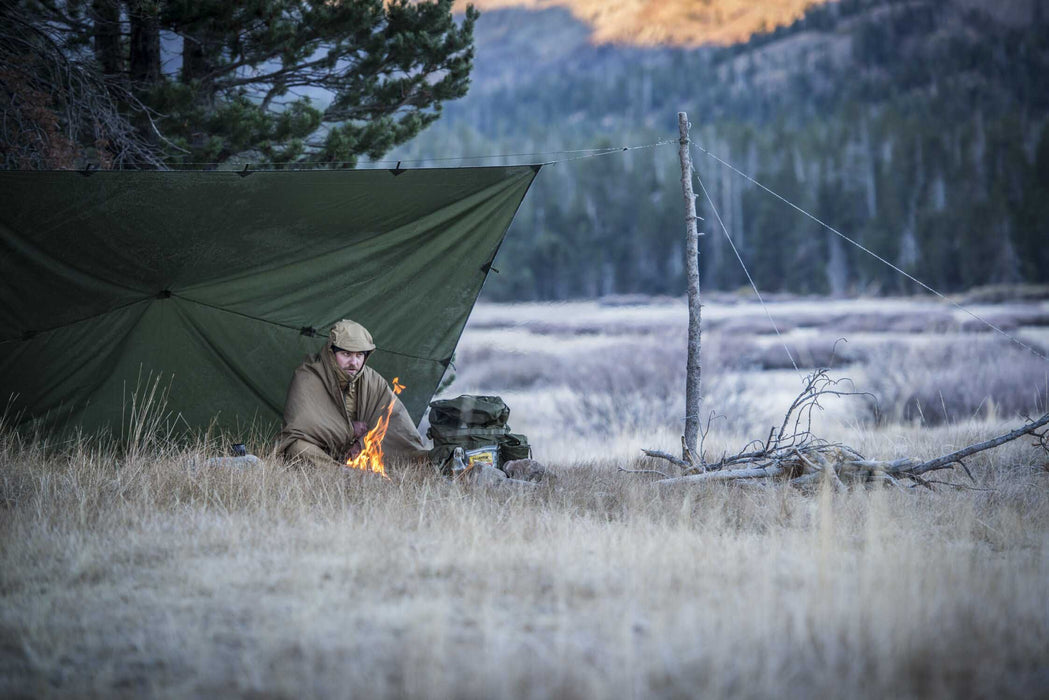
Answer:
[2, 294, 1048, 699]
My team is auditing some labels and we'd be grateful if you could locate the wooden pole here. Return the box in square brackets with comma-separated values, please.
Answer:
[678, 112, 703, 463]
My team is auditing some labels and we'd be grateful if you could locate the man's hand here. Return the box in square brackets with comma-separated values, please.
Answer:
[345, 421, 370, 460]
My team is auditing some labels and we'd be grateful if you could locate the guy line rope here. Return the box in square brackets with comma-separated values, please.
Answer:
[689, 142, 1049, 366]
[688, 140, 1049, 365]
[693, 166, 801, 375]
[156, 139, 676, 170]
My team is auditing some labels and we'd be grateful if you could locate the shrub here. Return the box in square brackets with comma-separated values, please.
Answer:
[557, 340, 685, 436]
[957, 284, 1049, 304]
[863, 338, 1049, 425]
[552, 337, 768, 437]
[826, 310, 961, 334]
[452, 345, 566, 391]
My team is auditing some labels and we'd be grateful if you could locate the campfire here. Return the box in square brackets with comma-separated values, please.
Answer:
[345, 377, 405, 479]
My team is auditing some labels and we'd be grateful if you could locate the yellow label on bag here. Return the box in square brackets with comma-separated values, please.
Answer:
[466, 445, 498, 469]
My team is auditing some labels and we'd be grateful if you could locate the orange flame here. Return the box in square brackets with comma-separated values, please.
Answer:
[345, 377, 405, 479]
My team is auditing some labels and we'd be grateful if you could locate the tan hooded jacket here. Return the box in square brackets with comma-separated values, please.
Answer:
[277, 320, 428, 466]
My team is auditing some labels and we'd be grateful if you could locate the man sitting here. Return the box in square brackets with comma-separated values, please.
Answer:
[277, 319, 427, 467]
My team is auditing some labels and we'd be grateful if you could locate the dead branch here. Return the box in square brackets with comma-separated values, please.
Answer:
[659, 465, 786, 485]
[905, 412, 1049, 475]
[641, 449, 691, 470]
[641, 367, 1049, 492]
[644, 369, 866, 475]
[0, 6, 169, 169]
[1033, 418, 1049, 454]
[840, 412, 1049, 481]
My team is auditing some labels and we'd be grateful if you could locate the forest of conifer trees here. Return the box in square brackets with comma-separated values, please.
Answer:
[390, 0, 1049, 300]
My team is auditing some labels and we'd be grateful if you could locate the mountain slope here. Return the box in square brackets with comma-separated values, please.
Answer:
[455, 0, 830, 46]
[456, 0, 1041, 46]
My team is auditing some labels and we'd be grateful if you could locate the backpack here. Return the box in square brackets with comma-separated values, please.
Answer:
[427, 394, 531, 473]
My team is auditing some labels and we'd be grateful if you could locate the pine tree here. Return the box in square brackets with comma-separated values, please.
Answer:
[4, 0, 477, 168]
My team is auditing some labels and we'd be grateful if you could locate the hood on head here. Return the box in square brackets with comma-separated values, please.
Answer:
[329, 319, 376, 353]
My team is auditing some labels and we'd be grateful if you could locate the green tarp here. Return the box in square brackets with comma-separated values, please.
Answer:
[0, 166, 539, 438]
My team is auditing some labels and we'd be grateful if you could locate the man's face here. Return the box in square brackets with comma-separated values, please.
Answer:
[334, 349, 367, 376]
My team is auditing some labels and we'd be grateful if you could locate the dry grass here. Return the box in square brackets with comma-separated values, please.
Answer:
[3, 296, 1049, 698]
[2, 431, 1047, 698]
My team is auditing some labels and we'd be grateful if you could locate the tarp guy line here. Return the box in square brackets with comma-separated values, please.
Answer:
[693, 165, 802, 377]
[91, 139, 676, 171]
[693, 143, 1049, 365]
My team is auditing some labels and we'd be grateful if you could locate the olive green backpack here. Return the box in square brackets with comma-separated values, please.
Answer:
[427, 395, 531, 473]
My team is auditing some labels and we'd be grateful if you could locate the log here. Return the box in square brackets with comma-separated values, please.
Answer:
[658, 465, 786, 485]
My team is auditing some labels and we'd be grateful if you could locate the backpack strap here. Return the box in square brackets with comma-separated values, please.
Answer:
[428, 426, 510, 441]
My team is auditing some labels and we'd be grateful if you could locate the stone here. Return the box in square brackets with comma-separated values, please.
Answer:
[502, 458, 548, 482]
[203, 455, 261, 469]
[472, 464, 508, 488]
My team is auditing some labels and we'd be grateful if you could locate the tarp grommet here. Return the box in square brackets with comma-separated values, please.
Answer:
[156, 289, 172, 299]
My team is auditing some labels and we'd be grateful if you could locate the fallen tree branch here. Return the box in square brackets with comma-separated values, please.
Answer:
[839, 413, 1049, 481]
[638, 368, 1049, 492]
[903, 412, 1049, 476]
[659, 465, 785, 485]
[641, 449, 692, 470]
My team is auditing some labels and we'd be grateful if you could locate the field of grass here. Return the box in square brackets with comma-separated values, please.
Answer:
[2, 294, 1049, 698]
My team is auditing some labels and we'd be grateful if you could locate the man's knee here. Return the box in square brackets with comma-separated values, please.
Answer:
[283, 439, 335, 467]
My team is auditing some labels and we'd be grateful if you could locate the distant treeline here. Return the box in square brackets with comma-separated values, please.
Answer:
[391, 0, 1049, 300]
